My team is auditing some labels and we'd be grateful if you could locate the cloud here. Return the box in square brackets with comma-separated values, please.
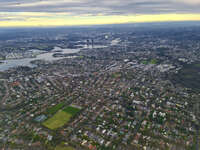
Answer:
[13, 0, 83, 7]
[0, 0, 199, 15]
[174, 0, 200, 5]
[0, 0, 200, 26]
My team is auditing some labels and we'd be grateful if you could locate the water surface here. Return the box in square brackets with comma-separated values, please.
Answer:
[0, 47, 80, 71]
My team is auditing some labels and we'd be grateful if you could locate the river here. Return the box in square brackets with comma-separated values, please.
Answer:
[0, 47, 80, 71]
[0, 45, 108, 71]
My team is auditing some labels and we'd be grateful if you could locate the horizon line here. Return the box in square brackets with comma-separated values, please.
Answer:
[0, 20, 200, 28]
[0, 13, 200, 27]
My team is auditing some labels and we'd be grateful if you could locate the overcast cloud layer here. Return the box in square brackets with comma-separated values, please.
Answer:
[0, 0, 200, 26]
[0, 0, 200, 15]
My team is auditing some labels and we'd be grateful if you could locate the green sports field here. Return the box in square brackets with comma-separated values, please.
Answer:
[46, 102, 65, 115]
[43, 110, 71, 130]
[63, 106, 81, 115]
[43, 106, 80, 130]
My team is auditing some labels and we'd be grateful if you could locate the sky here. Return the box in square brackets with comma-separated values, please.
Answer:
[0, 0, 200, 27]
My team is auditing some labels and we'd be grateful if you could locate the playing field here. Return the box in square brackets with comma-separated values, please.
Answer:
[43, 106, 81, 130]
[43, 110, 71, 130]
[46, 102, 65, 115]
[63, 106, 81, 115]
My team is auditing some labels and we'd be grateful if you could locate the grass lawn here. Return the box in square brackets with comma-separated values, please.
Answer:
[142, 59, 158, 65]
[142, 60, 148, 65]
[43, 110, 71, 130]
[63, 106, 81, 116]
[43, 106, 81, 130]
[46, 103, 65, 115]
[150, 59, 158, 64]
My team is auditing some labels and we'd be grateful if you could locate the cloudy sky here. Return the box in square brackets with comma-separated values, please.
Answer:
[0, 0, 200, 27]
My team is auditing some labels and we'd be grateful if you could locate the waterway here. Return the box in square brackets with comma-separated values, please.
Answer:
[0, 45, 108, 71]
[0, 47, 80, 71]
